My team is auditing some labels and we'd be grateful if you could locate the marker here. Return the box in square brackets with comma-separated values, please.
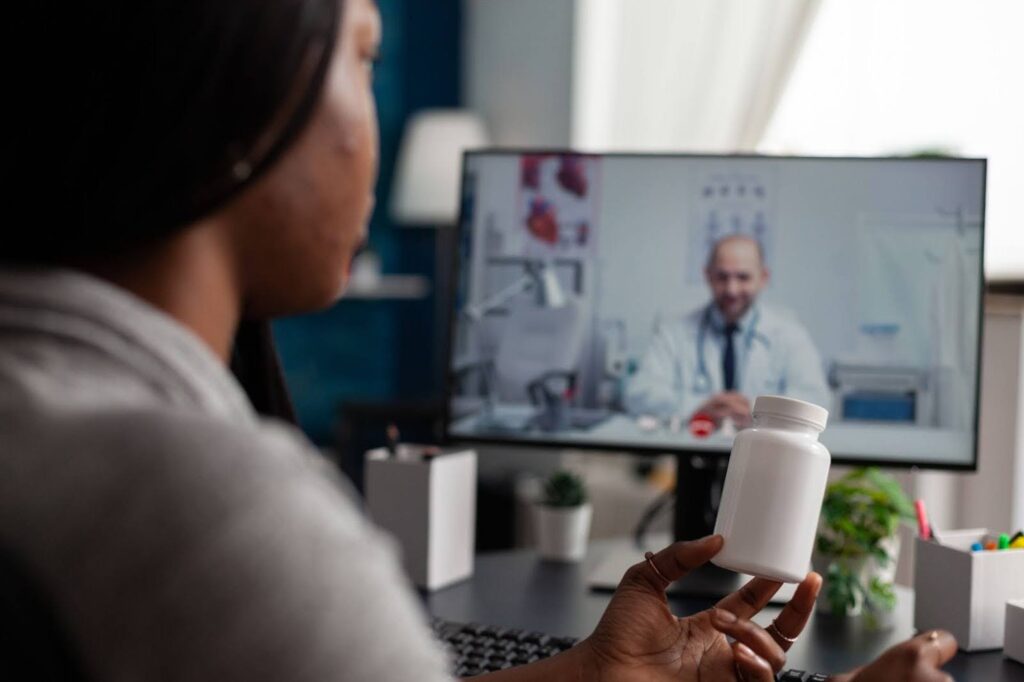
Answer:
[985, 541, 998, 551]
[970, 542, 983, 552]
[915, 500, 932, 540]
[999, 533, 1011, 550]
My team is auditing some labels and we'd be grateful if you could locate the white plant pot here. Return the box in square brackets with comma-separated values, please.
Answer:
[814, 535, 901, 622]
[535, 503, 592, 562]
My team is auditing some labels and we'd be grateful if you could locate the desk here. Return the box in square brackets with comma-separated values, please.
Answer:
[424, 541, 1024, 681]
[450, 405, 972, 464]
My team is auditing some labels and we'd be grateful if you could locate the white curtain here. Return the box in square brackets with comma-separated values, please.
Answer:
[759, 0, 1024, 281]
[572, 0, 821, 152]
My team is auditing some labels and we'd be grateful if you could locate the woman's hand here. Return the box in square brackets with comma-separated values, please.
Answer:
[828, 630, 958, 682]
[576, 534, 821, 681]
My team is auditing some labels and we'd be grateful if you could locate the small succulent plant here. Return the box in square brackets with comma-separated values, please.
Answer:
[542, 470, 588, 508]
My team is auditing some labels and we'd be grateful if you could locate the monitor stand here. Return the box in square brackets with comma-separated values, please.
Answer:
[587, 452, 796, 602]
[667, 453, 745, 597]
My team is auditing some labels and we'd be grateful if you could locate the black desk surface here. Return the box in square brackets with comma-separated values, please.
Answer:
[424, 541, 1024, 681]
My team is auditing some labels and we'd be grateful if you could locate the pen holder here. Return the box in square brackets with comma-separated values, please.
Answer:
[913, 530, 1024, 651]
[365, 446, 477, 591]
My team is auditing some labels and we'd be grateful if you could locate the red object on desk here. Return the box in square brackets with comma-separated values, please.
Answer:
[689, 412, 715, 439]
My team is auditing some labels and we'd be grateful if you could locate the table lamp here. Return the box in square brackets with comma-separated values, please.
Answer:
[391, 109, 489, 226]
[391, 110, 489, 391]
[464, 260, 567, 321]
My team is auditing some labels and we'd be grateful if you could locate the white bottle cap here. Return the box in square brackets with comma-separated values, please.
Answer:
[752, 395, 828, 430]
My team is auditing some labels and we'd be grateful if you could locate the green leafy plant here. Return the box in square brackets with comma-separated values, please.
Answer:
[542, 471, 588, 508]
[816, 467, 915, 620]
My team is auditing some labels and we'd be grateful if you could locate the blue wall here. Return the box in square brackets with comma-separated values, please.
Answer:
[274, 0, 462, 443]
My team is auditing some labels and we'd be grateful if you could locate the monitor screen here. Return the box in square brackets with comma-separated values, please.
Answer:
[445, 152, 986, 468]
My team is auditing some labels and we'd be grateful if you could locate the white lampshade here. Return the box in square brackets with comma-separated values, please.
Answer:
[390, 109, 489, 225]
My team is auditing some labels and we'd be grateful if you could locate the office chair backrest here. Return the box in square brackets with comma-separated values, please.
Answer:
[493, 296, 588, 402]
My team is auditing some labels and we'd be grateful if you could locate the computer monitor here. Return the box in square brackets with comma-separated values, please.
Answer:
[444, 151, 986, 472]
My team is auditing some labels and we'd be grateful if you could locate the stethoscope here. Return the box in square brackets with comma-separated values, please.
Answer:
[693, 305, 766, 394]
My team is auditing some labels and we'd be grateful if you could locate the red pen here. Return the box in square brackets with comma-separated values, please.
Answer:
[915, 499, 932, 540]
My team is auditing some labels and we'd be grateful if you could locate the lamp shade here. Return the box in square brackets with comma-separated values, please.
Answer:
[390, 109, 489, 225]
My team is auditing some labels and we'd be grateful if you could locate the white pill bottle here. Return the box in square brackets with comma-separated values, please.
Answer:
[712, 395, 831, 583]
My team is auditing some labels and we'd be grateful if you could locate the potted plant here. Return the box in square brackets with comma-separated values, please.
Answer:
[535, 470, 592, 562]
[814, 467, 915, 627]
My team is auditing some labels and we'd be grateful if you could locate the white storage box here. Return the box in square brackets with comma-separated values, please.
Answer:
[914, 530, 1024, 651]
[365, 446, 476, 591]
[1006, 599, 1024, 664]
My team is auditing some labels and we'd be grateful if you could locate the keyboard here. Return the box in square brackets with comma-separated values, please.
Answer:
[431, 618, 578, 676]
[430, 618, 831, 680]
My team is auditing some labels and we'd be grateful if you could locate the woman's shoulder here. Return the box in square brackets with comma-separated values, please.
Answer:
[7, 405, 313, 476]
[1, 406, 363, 549]
[0, 407, 452, 682]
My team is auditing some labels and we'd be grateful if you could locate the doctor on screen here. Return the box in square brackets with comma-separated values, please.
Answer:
[625, 235, 829, 428]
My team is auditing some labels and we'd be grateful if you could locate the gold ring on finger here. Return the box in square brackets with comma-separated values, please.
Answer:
[767, 619, 798, 646]
[643, 551, 670, 584]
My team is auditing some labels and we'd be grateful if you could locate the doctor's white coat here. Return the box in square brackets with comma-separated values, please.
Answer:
[624, 304, 830, 419]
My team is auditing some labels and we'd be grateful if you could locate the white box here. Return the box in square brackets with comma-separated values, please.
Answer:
[365, 446, 476, 591]
[914, 530, 1024, 651]
[1007, 599, 1024, 664]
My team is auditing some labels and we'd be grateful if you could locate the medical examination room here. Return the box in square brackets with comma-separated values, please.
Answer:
[4, 0, 1024, 681]
[449, 153, 984, 466]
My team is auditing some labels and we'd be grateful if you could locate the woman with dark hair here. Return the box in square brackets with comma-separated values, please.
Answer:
[1, 1, 956, 680]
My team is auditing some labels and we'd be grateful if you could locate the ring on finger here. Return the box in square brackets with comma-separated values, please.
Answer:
[643, 551, 670, 584]
[766, 619, 798, 646]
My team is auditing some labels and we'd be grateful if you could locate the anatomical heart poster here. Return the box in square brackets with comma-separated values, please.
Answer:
[518, 154, 600, 259]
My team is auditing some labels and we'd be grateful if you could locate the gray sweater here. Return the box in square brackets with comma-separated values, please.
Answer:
[0, 268, 452, 681]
